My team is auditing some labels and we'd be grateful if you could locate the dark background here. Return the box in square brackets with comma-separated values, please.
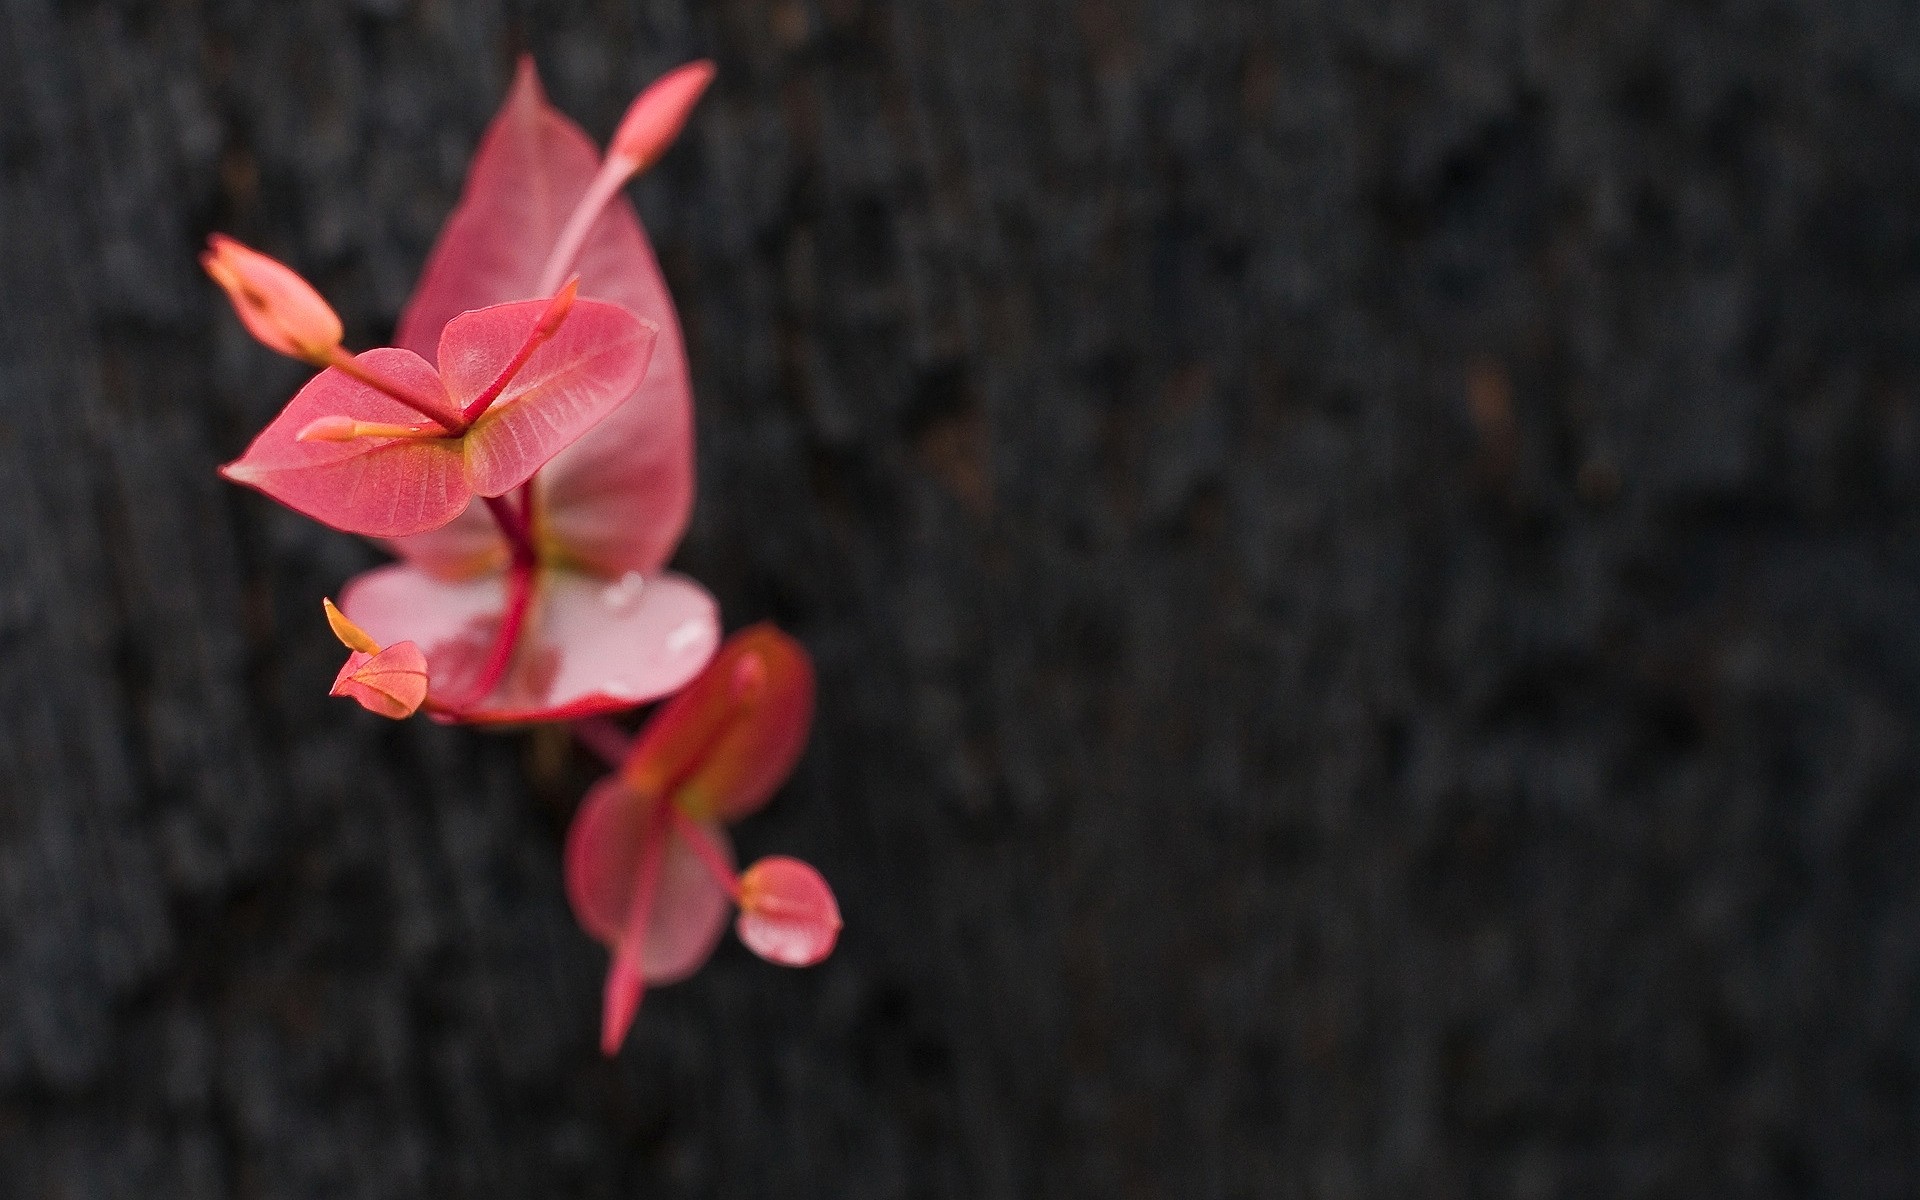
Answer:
[4, 0, 1920, 1196]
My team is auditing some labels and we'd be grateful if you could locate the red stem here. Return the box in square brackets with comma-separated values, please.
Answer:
[483, 494, 535, 563]
[323, 346, 466, 432]
[458, 558, 536, 707]
[459, 278, 580, 424]
[670, 807, 741, 899]
[602, 800, 670, 1054]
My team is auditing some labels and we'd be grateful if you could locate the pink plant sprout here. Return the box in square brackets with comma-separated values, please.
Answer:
[206, 58, 841, 1049]
[567, 625, 839, 1055]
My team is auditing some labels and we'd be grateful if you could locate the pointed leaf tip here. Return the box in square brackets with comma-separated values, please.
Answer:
[600, 957, 646, 1056]
[330, 641, 429, 719]
[202, 233, 342, 362]
[608, 60, 716, 173]
[735, 856, 840, 967]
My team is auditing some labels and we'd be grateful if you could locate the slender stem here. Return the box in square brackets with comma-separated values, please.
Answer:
[622, 802, 671, 960]
[323, 346, 466, 432]
[536, 158, 636, 297]
[458, 558, 536, 707]
[459, 279, 581, 423]
[602, 799, 670, 1054]
[573, 717, 634, 771]
[483, 494, 535, 562]
[669, 807, 741, 899]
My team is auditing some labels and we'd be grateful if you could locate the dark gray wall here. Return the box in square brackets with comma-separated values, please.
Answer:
[4, 1, 1920, 1196]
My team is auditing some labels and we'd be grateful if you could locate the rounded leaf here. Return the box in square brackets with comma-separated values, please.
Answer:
[735, 857, 840, 967]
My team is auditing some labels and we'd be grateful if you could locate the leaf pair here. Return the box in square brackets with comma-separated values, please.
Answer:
[321, 56, 718, 723]
[218, 276, 657, 540]
[565, 626, 840, 1054]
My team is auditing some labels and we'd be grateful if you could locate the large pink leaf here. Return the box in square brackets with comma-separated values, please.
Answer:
[392, 56, 693, 578]
[220, 349, 470, 537]
[439, 297, 656, 497]
[338, 563, 719, 724]
[565, 777, 734, 983]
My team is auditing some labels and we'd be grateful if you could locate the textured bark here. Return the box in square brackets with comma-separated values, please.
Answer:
[3, 0, 1920, 1196]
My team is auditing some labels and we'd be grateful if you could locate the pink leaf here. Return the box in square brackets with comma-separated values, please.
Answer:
[735, 856, 840, 967]
[440, 297, 656, 497]
[329, 641, 430, 719]
[391, 55, 693, 578]
[338, 563, 719, 724]
[565, 778, 733, 983]
[219, 349, 470, 538]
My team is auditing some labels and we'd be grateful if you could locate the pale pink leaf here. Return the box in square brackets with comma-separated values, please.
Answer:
[735, 856, 840, 967]
[338, 563, 719, 724]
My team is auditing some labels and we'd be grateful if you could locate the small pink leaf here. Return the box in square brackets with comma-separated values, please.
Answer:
[441, 297, 657, 497]
[339, 563, 719, 724]
[330, 641, 429, 719]
[565, 778, 733, 983]
[220, 349, 470, 538]
[735, 857, 840, 967]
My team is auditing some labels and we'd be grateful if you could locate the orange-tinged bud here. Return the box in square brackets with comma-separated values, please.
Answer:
[323, 597, 380, 654]
[323, 597, 430, 719]
[201, 234, 343, 363]
[608, 60, 716, 174]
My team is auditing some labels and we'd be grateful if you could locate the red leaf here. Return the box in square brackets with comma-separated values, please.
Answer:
[441, 297, 656, 497]
[338, 562, 719, 724]
[735, 856, 840, 967]
[219, 349, 470, 538]
[565, 777, 733, 983]
[620, 624, 815, 821]
[391, 55, 693, 578]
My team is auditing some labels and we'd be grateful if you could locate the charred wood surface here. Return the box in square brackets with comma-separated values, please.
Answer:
[3, 1, 1920, 1196]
